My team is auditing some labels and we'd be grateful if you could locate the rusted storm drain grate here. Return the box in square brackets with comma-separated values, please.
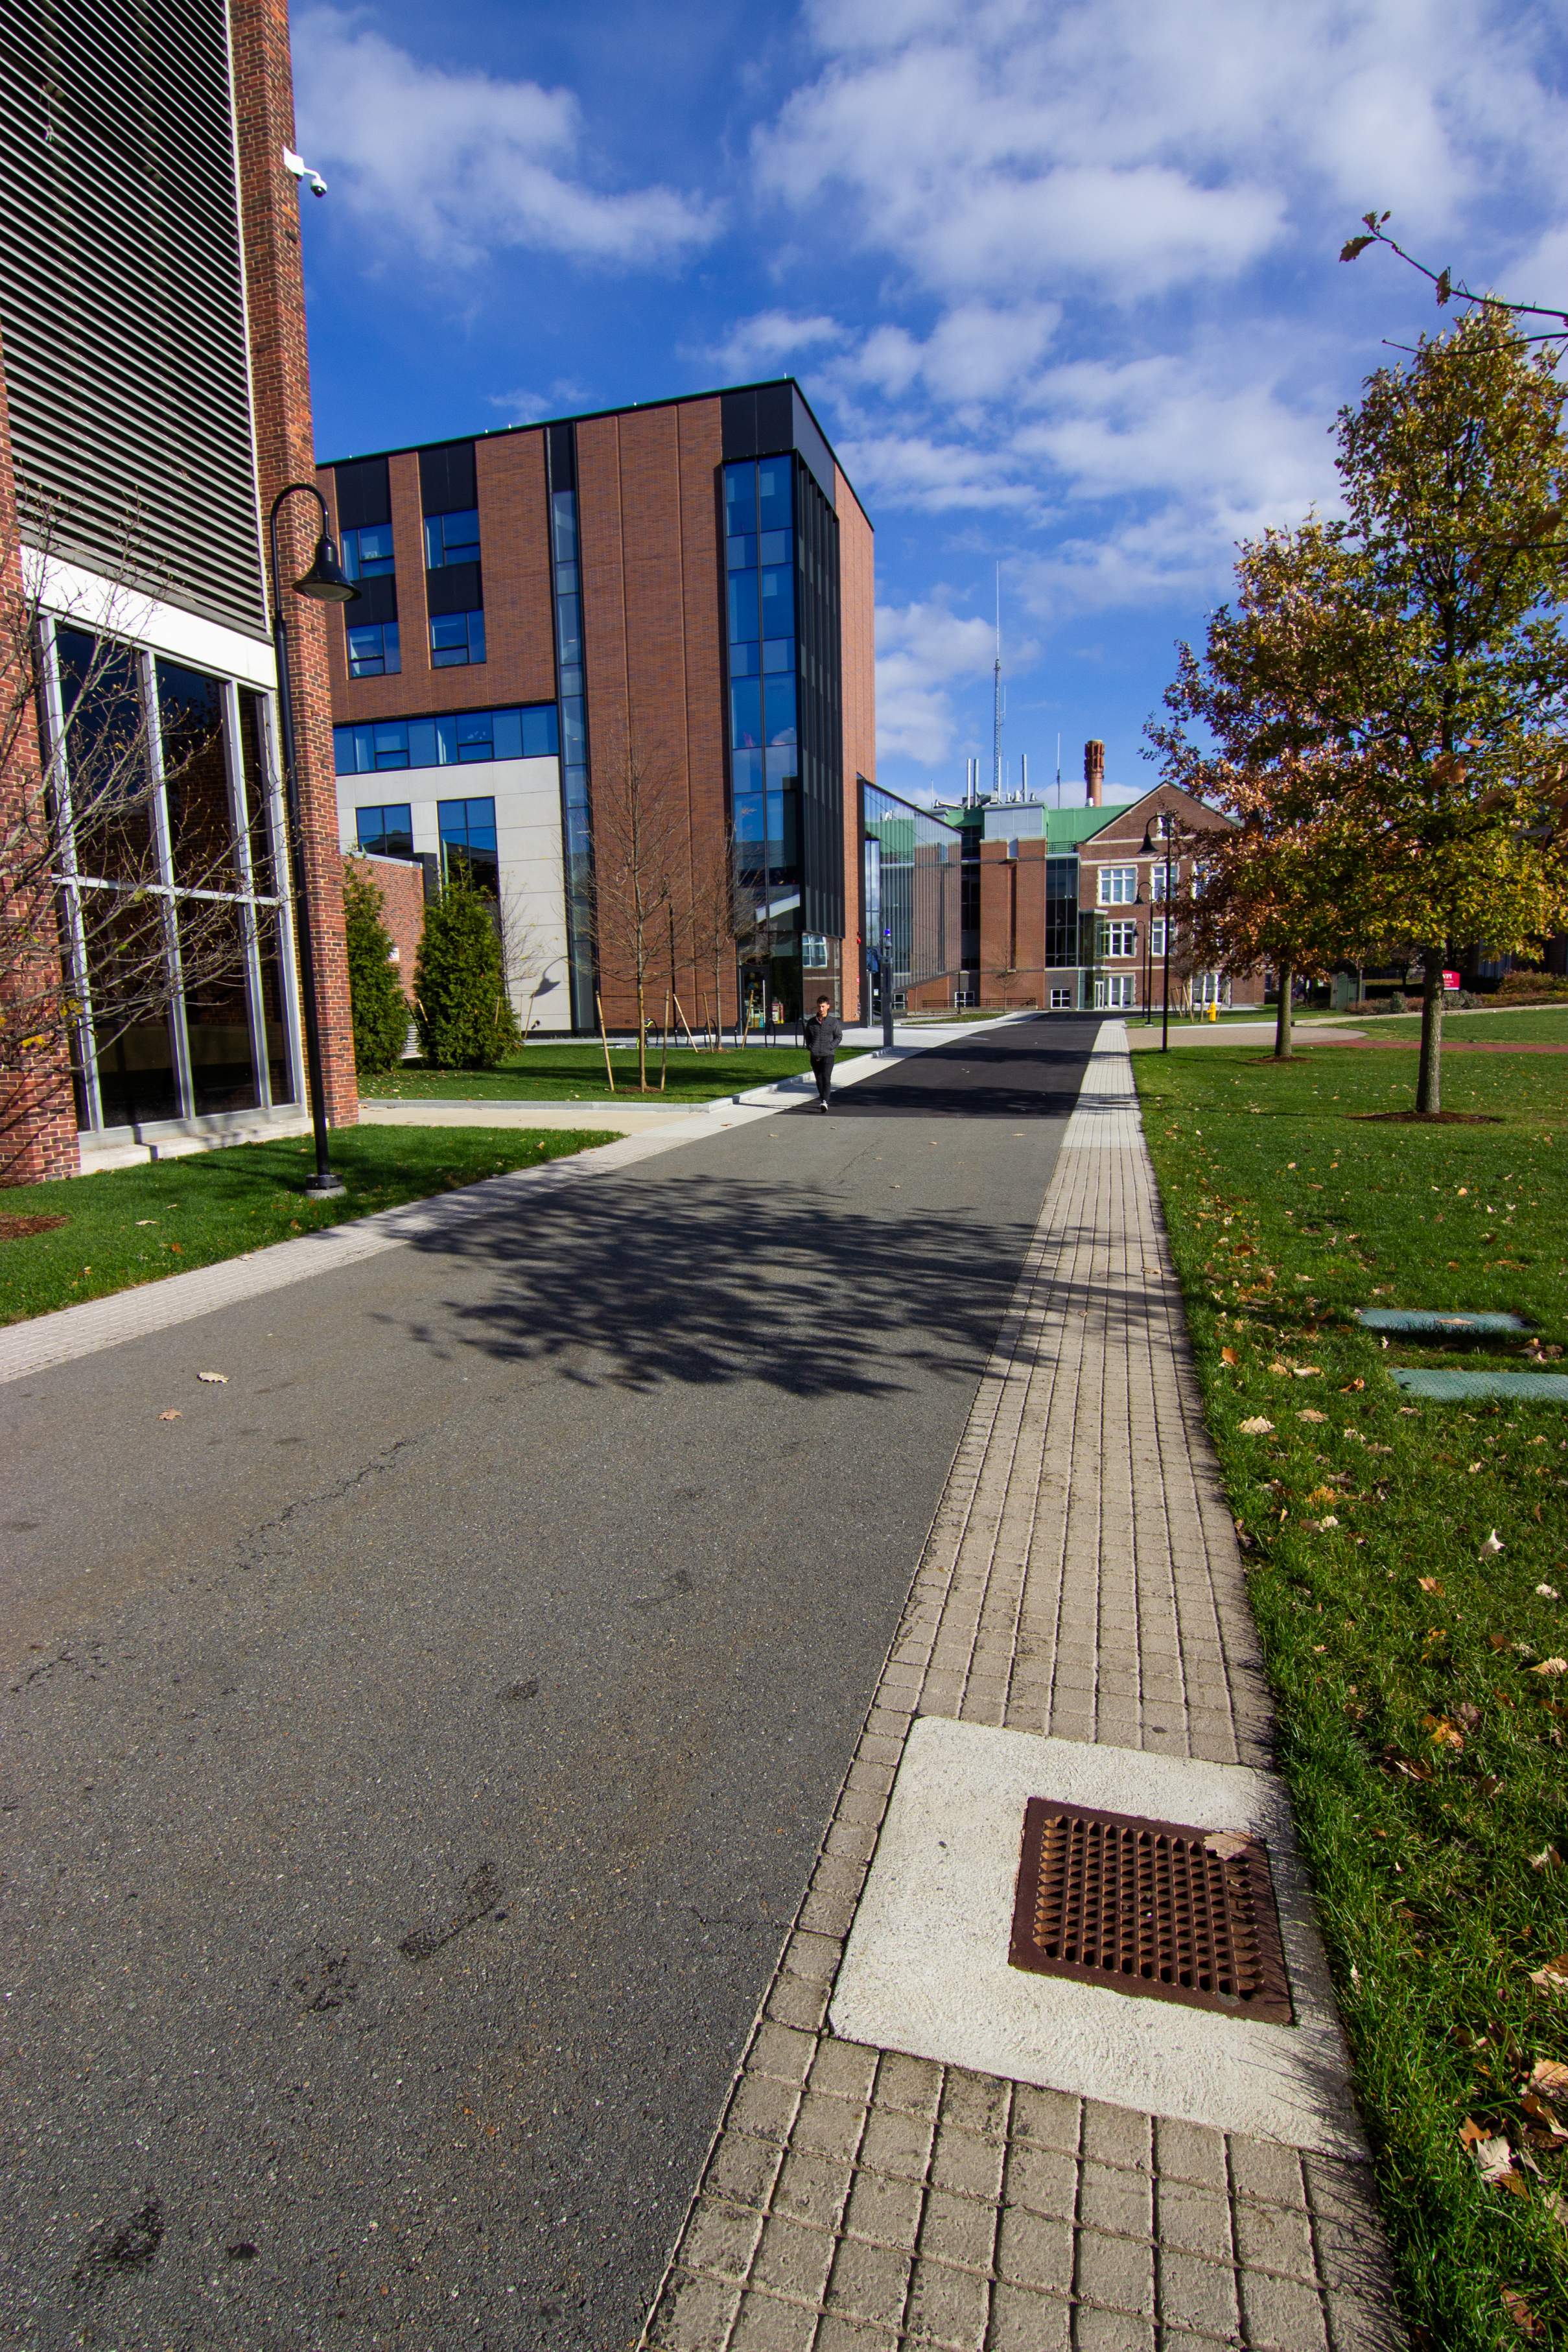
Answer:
[1009, 1800, 1294, 2025]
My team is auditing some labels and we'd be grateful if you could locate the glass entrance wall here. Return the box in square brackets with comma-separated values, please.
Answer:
[43, 618, 300, 1135]
[545, 422, 595, 1032]
[861, 782, 963, 1007]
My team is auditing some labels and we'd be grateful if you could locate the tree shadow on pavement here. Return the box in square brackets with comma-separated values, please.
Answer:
[812, 1019, 1102, 1120]
[398, 1170, 1041, 1401]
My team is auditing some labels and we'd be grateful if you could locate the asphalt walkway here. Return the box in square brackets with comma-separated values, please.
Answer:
[0, 1017, 1100, 2349]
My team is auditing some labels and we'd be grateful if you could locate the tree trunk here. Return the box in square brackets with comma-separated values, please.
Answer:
[596, 992, 616, 1092]
[1274, 961, 1294, 1060]
[1416, 950, 1444, 1114]
[636, 965, 648, 1091]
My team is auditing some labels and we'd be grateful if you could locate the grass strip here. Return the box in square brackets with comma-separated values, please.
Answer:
[367, 1042, 867, 1105]
[1134, 1042, 1568, 2352]
[1361, 1009, 1568, 1046]
[0, 1124, 616, 1326]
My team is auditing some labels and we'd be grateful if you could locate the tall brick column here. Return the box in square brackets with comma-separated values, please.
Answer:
[229, 0, 358, 1128]
[0, 329, 80, 1185]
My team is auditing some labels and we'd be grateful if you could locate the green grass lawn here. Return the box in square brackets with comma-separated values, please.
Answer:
[365, 1041, 867, 1103]
[1355, 1007, 1568, 1046]
[0, 1123, 616, 1326]
[1136, 1042, 1568, 2349]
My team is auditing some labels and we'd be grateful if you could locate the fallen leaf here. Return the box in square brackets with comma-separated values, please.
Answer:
[1519, 2092, 1567, 2138]
[1490, 1634, 1510, 1652]
[1502, 2287, 1543, 2338]
[158, 1409, 181, 1422]
[196, 1371, 229, 1386]
[1476, 2135, 1523, 2182]
[1320, 1514, 1340, 1529]
[1202, 1831, 1251, 1859]
[1298, 1406, 1327, 1424]
[1480, 1531, 1504, 1557]
[1294, 1365, 1323, 1378]
[1529, 1957, 1568, 1993]
[1425, 1715, 1466, 1749]
[1270, 1359, 1291, 1375]
[1529, 1848, 1562, 1872]
[1530, 2060, 1568, 2099]
[1340, 1378, 1366, 1393]
[1239, 1416, 1274, 1435]
[1544, 2193, 1568, 2233]
[1221, 1346, 1238, 1366]
[1308, 1486, 1338, 1505]
[135, 1217, 157, 1227]
[1529, 1659, 1568, 1677]
[1454, 1702, 1481, 1732]
[1419, 1577, 1446, 1595]
[1538, 1585, 1560, 1600]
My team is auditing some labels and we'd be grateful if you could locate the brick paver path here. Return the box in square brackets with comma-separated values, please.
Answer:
[640, 1027, 1405, 2352]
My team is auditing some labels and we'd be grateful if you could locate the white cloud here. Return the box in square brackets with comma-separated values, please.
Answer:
[294, 8, 718, 270]
[758, 0, 1567, 301]
[876, 600, 1004, 766]
[844, 303, 1059, 404]
[703, 312, 848, 378]
[838, 431, 1033, 514]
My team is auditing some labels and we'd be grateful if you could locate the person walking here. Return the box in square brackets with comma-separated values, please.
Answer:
[803, 994, 843, 1112]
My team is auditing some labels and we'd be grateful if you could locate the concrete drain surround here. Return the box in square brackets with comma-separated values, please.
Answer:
[1392, 1367, 1568, 1403]
[1009, 1798, 1295, 2026]
[1357, 1306, 1530, 1335]
[830, 1716, 1366, 2158]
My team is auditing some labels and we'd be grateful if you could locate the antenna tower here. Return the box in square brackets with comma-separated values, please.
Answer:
[993, 565, 1004, 803]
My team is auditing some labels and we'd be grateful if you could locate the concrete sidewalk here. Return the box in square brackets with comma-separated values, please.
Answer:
[643, 1028, 1403, 2352]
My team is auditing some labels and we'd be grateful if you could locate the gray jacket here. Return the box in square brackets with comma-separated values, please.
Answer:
[804, 1011, 843, 1059]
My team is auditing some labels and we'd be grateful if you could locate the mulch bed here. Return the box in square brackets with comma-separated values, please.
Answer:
[0, 1213, 69, 1241]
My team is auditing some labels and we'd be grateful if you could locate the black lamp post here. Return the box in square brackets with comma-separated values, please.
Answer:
[1140, 886, 1153, 1026]
[268, 482, 357, 1197]
[1143, 814, 1175, 1053]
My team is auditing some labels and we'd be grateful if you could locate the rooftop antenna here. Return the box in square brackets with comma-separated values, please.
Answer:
[1055, 733, 1062, 810]
[993, 564, 1003, 805]
[1021, 752, 1029, 799]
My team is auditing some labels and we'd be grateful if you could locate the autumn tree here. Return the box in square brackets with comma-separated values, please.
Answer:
[686, 828, 751, 1048]
[1151, 523, 1389, 1060]
[1331, 311, 1568, 1108]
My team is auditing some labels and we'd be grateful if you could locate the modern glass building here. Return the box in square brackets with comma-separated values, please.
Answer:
[861, 784, 964, 1015]
[320, 381, 875, 1033]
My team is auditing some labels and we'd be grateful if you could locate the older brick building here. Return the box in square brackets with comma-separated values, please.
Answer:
[0, 0, 353, 1182]
[319, 382, 876, 1031]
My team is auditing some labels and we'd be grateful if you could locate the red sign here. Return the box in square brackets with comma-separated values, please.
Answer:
[1443, 970, 1461, 993]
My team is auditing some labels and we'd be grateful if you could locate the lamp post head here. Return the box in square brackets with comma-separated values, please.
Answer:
[292, 532, 358, 603]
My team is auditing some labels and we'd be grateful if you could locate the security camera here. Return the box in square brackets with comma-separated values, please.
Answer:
[281, 146, 328, 199]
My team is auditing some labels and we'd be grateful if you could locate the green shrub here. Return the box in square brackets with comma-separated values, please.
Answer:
[1496, 968, 1568, 1004]
[413, 875, 520, 1070]
[342, 858, 413, 1075]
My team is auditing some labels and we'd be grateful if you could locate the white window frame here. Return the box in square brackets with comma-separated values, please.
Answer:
[1049, 985, 1073, 1010]
[1101, 919, 1137, 959]
[1097, 863, 1136, 905]
[1094, 974, 1138, 1009]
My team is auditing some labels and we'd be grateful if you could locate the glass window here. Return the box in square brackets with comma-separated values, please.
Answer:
[802, 934, 828, 969]
[357, 805, 414, 859]
[762, 637, 792, 674]
[438, 795, 499, 896]
[1101, 920, 1138, 959]
[758, 529, 791, 567]
[157, 659, 237, 891]
[555, 594, 582, 665]
[343, 524, 395, 580]
[724, 462, 756, 529]
[347, 620, 401, 677]
[424, 508, 481, 568]
[455, 712, 495, 761]
[181, 902, 261, 1115]
[334, 706, 556, 775]
[430, 610, 486, 667]
[731, 747, 764, 796]
[550, 490, 578, 565]
[1097, 864, 1136, 904]
[728, 639, 759, 677]
[1151, 919, 1178, 958]
[371, 723, 410, 770]
[759, 565, 795, 634]
[727, 573, 759, 642]
[730, 677, 763, 749]
[237, 688, 277, 897]
[726, 533, 755, 574]
[756, 458, 791, 531]
[764, 674, 797, 747]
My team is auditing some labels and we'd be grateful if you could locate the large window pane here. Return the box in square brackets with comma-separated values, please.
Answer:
[550, 490, 578, 565]
[438, 795, 499, 897]
[763, 674, 797, 747]
[727, 572, 759, 642]
[757, 458, 792, 532]
[344, 524, 395, 580]
[424, 508, 480, 568]
[56, 627, 154, 886]
[357, 805, 414, 858]
[84, 891, 180, 1129]
[158, 660, 238, 890]
[180, 902, 260, 1114]
[724, 464, 756, 531]
[237, 689, 277, 896]
[555, 595, 582, 665]
[255, 931, 298, 1104]
[730, 677, 763, 750]
[759, 565, 795, 636]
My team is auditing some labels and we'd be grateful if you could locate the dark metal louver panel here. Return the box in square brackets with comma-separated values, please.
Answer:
[0, 0, 268, 639]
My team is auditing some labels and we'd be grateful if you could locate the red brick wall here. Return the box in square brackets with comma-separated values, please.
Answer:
[231, 0, 357, 1128]
[836, 466, 875, 1022]
[576, 399, 736, 1032]
[0, 327, 79, 1184]
[353, 853, 425, 1004]
[318, 433, 558, 720]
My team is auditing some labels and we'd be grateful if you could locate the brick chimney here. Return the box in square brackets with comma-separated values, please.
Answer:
[1084, 740, 1105, 806]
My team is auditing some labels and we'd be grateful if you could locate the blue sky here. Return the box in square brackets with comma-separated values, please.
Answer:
[294, 0, 1568, 806]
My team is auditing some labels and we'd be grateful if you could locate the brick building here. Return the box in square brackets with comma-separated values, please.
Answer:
[319, 382, 876, 1031]
[0, 0, 354, 1182]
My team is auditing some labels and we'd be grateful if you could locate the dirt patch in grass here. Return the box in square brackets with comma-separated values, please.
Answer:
[0, 1212, 69, 1241]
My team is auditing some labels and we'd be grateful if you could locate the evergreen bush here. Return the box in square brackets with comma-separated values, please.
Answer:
[342, 858, 412, 1076]
[414, 874, 521, 1069]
